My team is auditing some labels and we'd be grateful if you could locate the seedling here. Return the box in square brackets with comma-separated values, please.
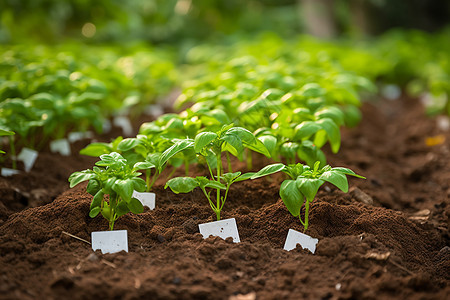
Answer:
[165, 124, 269, 221]
[252, 161, 365, 232]
[68, 152, 149, 230]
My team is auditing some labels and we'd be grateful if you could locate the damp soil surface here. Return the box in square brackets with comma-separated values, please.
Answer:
[0, 97, 449, 300]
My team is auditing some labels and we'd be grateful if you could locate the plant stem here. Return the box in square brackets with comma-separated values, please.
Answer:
[148, 172, 158, 191]
[201, 187, 218, 214]
[303, 200, 310, 233]
[109, 195, 118, 231]
[220, 184, 230, 211]
[216, 152, 222, 221]
[226, 151, 232, 173]
[166, 167, 176, 181]
[184, 157, 189, 176]
[10, 135, 16, 170]
[246, 149, 253, 170]
[146, 169, 151, 192]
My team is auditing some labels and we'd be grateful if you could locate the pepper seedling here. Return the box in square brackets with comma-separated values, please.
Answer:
[68, 152, 149, 230]
[251, 161, 365, 232]
[164, 124, 270, 221]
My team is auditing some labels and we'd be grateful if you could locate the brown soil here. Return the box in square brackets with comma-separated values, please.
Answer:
[0, 97, 449, 300]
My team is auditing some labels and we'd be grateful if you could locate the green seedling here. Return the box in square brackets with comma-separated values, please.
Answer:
[69, 152, 149, 231]
[165, 124, 270, 221]
[251, 161, 365, 232]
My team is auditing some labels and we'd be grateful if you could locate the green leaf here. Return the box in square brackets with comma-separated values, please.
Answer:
[118, 138, 141, 151]
[194, 132, 217, 153]
[165, 177, 199, 194]
[299, 83, 325, 98]
[112, 179, 134, 201]
[258, 135, 277, 155]
[0, 129, 14, 136]
[315, 107, 345, 126]
[79, 143, 112, 157]
[320, 171, 349, 192]
[90, 190, 104, 210]
[294, 121, 321, 141]
[225, 127, 256, 144]
[133, 161, 155, 171]
[115, 201, 130, 217]
[295, 177, 324, 202]
[89, 207, 101, 218]
[96, 152, 125, 167]
[244, 139, 271, 157]
[280, 180, 304, 217]
[233, 172, 255, 182]
[251, 163, 285, 179]
[221, 134, 244, 155]
[132, 177, 147, 192]
[159, 139, 194, 169]
[86, 179, 101, 195]
[129, 197, 144, 214]
[332, 167, 366, 179]
[204, 180, 227, 190]
[101, 203, 111, 219]
[315, 118, 341, 153]
[68, 171, 95, 188]
[222, 172, 241, 184]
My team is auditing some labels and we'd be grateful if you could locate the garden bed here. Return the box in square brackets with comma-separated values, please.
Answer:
[0, 96, 449, 299]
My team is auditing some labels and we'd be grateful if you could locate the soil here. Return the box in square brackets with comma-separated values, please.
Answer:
[0, 96, 449, 300]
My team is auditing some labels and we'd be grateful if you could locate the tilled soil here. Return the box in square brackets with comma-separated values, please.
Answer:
[0, 97, 449, 299]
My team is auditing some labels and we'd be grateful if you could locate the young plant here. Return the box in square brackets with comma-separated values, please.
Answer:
[68, 152, 149, 231]
[251, 161, 365, 232]
[164, 124, 270, 221]
[0, 129, 14, 154]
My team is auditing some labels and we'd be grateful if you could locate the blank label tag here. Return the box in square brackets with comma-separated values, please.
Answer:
[284, 229, 318, 253]
[198, 218, 240, 243]
[91, 230, 128, 254]
[1, 168, 21, 177]
[50, 139, 71, 156]
[132, 191, 155, 210]
[113, 116, 133, 137]
[68, 131, 93, 143]
[17, 148, 38, 172]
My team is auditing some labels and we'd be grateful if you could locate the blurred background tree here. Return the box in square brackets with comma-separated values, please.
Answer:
[1, 0, 448, 44]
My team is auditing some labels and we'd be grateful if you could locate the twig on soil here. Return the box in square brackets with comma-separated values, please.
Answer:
[62, 231, 91, 245]
[388, 259, 414, 276]
[101, 259, 117, 269]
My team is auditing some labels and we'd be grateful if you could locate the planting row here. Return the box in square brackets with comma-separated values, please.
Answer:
[0, 43, 176, 160]
[69, 36, 371, 252]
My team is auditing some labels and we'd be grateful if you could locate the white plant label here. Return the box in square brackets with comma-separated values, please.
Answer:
[284, 229, 318, 253]
[132, 191, 155, 210]
[198, 218, 240, 243]
[113, 116, 133, 136]
[91, 230, 128, 254]
[1, 168, 21, 177]
[68, 131, 93, 143]
[50, 139, 71, 156]
[145, 104, 164, 118]
[17, 147, 38, 172]
[102, 119, 112, 133]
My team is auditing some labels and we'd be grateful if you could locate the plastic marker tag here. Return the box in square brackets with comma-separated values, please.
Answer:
[132, 191, 155, 210]
[17, 148, 38, 172]
[1, 168, 21, 177]
[198, 218, 240, 243]
[113, 116, 133, 136]
[284, 229, 318, 253]
[102, 119, 112, 133]
[50, 139, 71, 156]
[68, 131, 93, 143]
[91, 230, 128, 254]
[145, 104, 164, 118]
